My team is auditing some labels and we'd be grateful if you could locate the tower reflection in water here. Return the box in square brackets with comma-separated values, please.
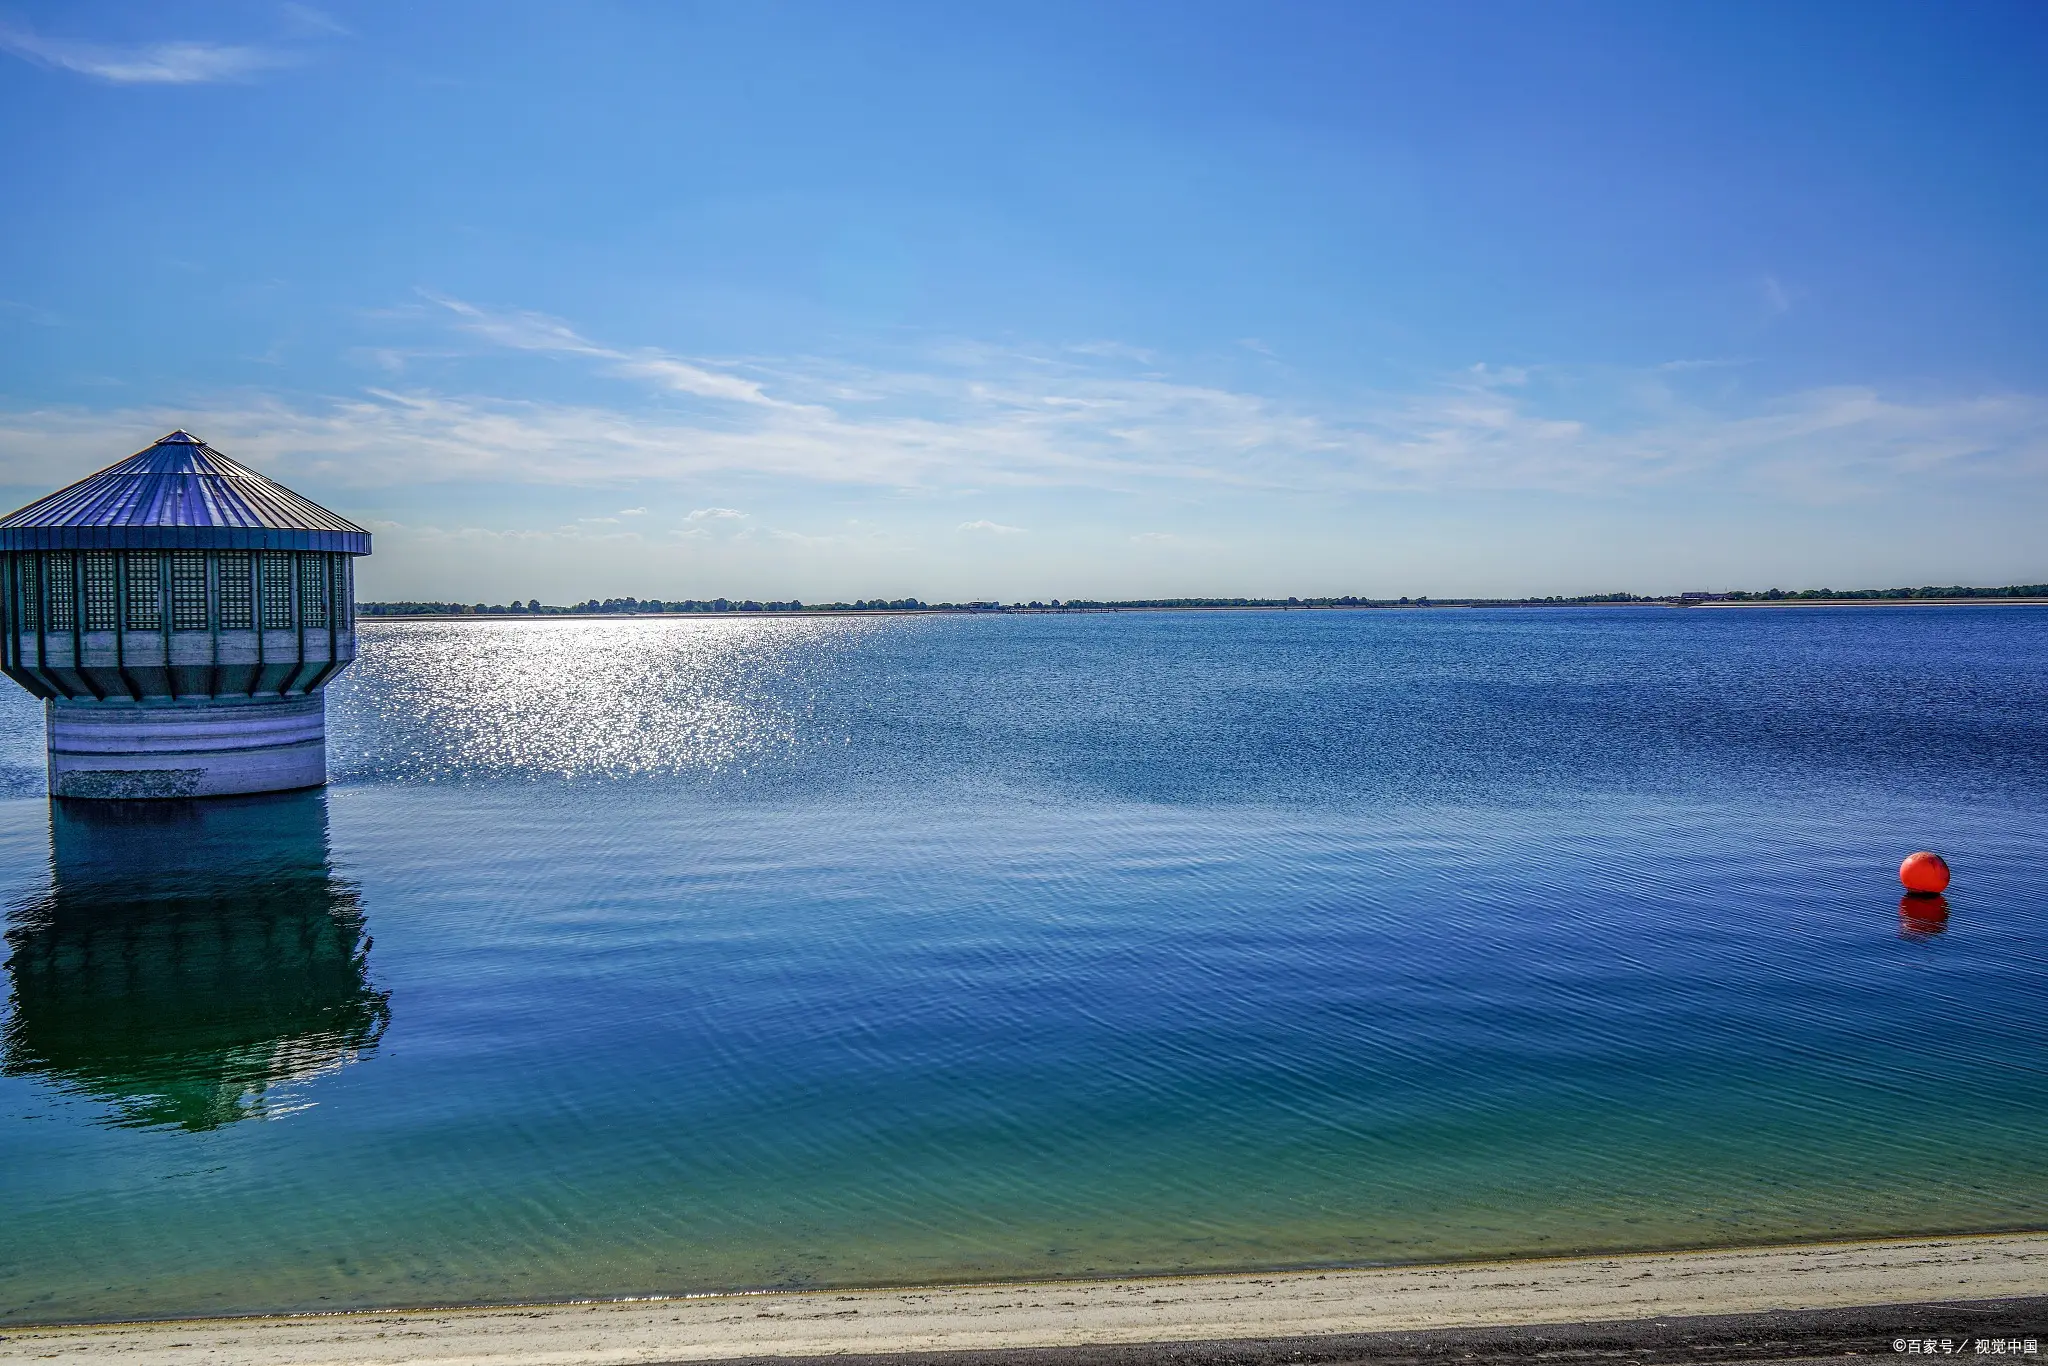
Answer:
[2, 790, 389, 1130]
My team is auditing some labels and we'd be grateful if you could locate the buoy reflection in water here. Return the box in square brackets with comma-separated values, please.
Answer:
[1, 790, 388, 1131]
[1899, 893, 1952, 939]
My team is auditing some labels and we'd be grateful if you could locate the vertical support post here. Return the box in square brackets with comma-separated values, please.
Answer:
[293, 549, 307, 694]
[1, 554, 13, 676]
[159, 550, 173, 700]
[205, 551, 220, 697]
[252, 546, 267, 696]
[70, 548, 100, 701]
[113, 550, 139, 701]
[1, 554, 14, 679]
[320, 553, 339, 687]
[34, 551, 48, 692]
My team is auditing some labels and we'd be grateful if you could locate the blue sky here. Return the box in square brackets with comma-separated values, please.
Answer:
[1, 1, 2043, 602]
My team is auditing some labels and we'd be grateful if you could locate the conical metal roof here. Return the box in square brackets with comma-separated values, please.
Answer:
[0, 432, 370, 553]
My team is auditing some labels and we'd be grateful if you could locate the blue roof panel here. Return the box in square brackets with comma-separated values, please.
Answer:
[0, 433, 371, 554]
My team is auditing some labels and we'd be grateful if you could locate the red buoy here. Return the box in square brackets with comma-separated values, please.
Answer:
[1899, 851, 1951, 895]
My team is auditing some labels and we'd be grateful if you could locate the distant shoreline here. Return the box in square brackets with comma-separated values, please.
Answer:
[1690, 597, 2048, 608]
[5, 1233, 2041, 1364]
[355, 598, 2048, 622]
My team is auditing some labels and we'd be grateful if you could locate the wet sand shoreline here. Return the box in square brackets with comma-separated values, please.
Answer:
[4, 1233, 2041, 1366]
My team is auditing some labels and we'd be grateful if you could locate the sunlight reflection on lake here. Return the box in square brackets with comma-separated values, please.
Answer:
[328, 617, 881, 780]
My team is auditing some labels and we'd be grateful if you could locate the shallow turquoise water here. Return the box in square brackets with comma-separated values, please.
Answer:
[1, 608, 2044, 1322]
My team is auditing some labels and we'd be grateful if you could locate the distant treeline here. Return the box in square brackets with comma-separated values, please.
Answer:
[1712, 584, 2048, 602]
[356, 584, 2048, 617]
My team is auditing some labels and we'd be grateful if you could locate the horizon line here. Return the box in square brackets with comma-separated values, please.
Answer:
[353, 582, 2048, 618]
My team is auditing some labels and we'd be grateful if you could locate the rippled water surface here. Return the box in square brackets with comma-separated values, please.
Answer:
[1, 608, 2044, 1322]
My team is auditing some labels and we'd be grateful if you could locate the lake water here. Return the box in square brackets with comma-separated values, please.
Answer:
[1, 607, 2044, 1324]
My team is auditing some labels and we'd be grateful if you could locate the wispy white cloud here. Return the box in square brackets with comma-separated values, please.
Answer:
[959, 520, 1026, 535]
[1066, 340, 1157, 364]
[0, 24, 294, 84]
[425, 293, 786, 406]
[1760, 274, 1794, 318]
[671, 507, 752, 541]
[1656, 358, 1750, 373]
[374, 520, 651, 548]
[1, 306, 2043, 509]
[280, 4, 350, 38]
[1466, 362, 1532, 387]
[0, 299, 62, 327]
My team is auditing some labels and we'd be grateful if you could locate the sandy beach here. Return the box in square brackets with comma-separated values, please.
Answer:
[3, 1233, 2041, 1366]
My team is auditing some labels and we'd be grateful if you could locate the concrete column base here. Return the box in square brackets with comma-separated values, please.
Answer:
[47, 695, 328, 799]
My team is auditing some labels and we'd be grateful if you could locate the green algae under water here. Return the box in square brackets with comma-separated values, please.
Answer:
[1, 608, 2044, 1322]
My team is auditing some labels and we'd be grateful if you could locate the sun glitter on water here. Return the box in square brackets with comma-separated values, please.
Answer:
[328, 617, 882, 782]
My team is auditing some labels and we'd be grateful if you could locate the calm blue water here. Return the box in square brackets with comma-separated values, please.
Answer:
[1, 607, 2044, 1323]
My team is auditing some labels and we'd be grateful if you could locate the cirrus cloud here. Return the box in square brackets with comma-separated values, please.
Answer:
[0, 23, 298, 84]
[1, 297, 2044, 514]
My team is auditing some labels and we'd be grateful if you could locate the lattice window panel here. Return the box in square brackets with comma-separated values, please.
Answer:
[336, 557, 353, 628]
[45, 555, 76, 631]
[83, 553, 119, 630]
[261, 551, 294, 629]
[125, 552, 162, 630]
[216, 551, 254, 629]
[299, 554, 330, 629]
[170, 552, 209, 630]
[16, 555, 39, 629]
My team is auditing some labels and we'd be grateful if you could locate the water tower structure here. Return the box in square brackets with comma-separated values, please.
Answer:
[0, 432, 370, 798]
